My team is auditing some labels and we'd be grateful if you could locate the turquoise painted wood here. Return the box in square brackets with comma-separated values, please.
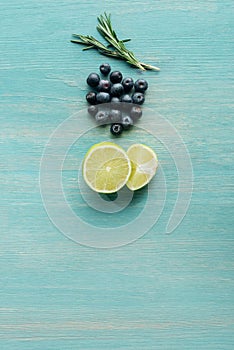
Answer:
[0, 0, 233, 349]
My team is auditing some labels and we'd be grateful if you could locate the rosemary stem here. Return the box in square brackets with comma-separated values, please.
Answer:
[71, 13, 160, 71]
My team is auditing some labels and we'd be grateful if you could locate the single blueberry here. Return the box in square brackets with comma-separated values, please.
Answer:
[97, 79, 111, 93]
[122, 77, 134, 93]
[120, 94, 132, 103]
[110, 71, 123, 84]
[86, 73, 100, 87]
[130, 106, 142, 121]
[88, 105, 98, 117]
[121, 116, 133, 130]
[96, 92, 110, 104]
[110, 83, 124, 97]
[132, 92, 145, 105]
[134, 79, 148, 93]
[109, 109, 122, 123]
[99, 63, 111, 76]
[86, 91, 97, 105]
[95, 111, 110, 125]
[110, 123, 123, 136]
[111, 96, 120, 104]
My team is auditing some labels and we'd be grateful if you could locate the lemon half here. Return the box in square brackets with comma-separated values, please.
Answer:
[126, 144, 158, 191]
[82, 142, 131, 193]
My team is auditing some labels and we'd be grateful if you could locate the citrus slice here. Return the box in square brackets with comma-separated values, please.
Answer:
[82, 142, 131, 193]
[126, 144, 158, 191]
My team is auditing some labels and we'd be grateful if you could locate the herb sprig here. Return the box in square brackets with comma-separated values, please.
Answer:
[71, 13, 160, 71]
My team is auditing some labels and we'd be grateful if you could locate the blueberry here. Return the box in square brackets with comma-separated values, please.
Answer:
[109, 109, 122, 123]
[121, 115, 133, 130]
[122, 77, 134, 93]
[120, 94, 132, 103]
[96, 92, 110, 104]
[110, 123, 123, 136]
[130, 106, 142, 121]
[110, 83, 124, 97]
[132, 92, 145, 105]
[99, 63, 111, 76]
[86, 73, 100, 87]
[88, 105, 98, 117]
[111, 96, 120, 104]
[86, 91, 97, 104]
[110, 71, 123, 84]
[97, 79, 111, 93]
[134, 79, 148, 93]
[95, 111, 109, 125]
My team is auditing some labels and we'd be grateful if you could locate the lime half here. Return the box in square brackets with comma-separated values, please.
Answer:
[82, 142, 131, 193]
[126, 143, 158, 191]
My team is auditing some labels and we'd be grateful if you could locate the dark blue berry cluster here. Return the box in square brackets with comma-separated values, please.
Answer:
[86, 64, 148, 136]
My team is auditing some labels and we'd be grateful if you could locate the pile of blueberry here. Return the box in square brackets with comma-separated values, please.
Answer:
[86, 63, 148, 136]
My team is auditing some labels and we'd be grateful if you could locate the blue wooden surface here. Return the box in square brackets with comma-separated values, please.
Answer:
[0, 0, 233, 349]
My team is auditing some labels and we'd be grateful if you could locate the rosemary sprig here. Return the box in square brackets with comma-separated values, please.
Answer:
[71, 13, 160, 71]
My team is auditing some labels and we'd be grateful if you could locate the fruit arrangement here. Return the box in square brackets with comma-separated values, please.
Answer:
[82, 64, 159, 194]
[83, 142, 158, 193]
[86, 63, 148, 136]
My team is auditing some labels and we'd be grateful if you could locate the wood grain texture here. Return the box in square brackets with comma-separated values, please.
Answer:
[0, 0, 233, 349]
